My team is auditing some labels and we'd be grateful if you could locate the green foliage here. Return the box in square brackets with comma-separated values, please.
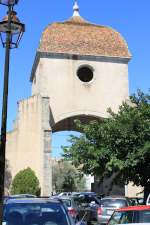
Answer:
[10, 167, 40, 196]
[61, 89, 150, 203]
[52, 160, 86, 193]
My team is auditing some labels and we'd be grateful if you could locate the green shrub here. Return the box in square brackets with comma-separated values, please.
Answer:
[10, 167, 40, 196]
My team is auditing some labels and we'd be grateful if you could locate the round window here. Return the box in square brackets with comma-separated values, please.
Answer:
[77, 66, 93, 82]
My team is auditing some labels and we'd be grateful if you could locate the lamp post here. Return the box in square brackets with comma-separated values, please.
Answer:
[0, 1, 25, 224]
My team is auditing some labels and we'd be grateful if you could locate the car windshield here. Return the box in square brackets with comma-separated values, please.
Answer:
[3, 202, 71, 225]
[108, 210, 150, 224]
[101, 199, 128, 208]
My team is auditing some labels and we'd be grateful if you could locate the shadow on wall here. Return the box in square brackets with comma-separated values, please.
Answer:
[4, 159, 12, 196]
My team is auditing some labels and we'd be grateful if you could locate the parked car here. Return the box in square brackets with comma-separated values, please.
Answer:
[73, 192, 95, 196]
[12, 194, 37, 198]
[73, 192, 101, 221]
[3, 196, 22, 203]
[3, 194, 37, 203]
[146, 193, 150, 205]
[3, 197, 85, 225]
[129, 197, 144, 206]
[107, 205, 150, 224]
[58, 192, 72, 196]
[97, 195, 133, 224]
[50, 195, 92, 224]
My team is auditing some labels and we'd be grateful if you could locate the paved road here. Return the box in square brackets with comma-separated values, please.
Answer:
[92, 221, 98, 225]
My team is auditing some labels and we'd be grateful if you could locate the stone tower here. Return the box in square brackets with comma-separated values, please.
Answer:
[5, 1, 131, 196]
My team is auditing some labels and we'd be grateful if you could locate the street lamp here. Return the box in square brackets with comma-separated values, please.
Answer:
[0, 0, 19, 6]
[0, 1, 25, 224]
[0, 9, 25, 48]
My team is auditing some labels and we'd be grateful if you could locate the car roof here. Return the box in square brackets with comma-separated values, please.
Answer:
[74, 192, 94, 195]
[115, 205, 150, 211]
[51, 195, 80, 200]
[11, 194, 36, 196]
[102, 195, 129, 200]
[118, 224, 150, 225]
[4, 198, 62, 204]
[60, 196, 80, 199]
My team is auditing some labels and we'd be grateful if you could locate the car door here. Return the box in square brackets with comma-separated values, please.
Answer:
[79, 197, 92, 222]
[80, 194, 100, 220]
[74, 197, 85, 221]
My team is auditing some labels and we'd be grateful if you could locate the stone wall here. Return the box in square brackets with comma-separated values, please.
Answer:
[5, 94, 52, 196]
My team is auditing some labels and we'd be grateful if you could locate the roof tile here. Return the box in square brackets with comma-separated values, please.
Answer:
[38, 16, 131, 58]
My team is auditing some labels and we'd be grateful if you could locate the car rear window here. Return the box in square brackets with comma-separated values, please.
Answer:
[101, 199, 128, 208]
[3, 202, 71, 225]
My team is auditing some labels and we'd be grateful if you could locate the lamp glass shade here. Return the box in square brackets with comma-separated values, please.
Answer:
[0, 31, 23, 48]
[0, 0, 19, 6]
[0, 20, 25, 48]
[0, 21, 25, 34]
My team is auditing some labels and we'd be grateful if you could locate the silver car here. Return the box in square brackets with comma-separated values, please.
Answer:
[97, 195, 133, 224]
[50, 195, 92, 224]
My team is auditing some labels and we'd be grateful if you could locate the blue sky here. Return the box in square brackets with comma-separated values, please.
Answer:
[0, 0, 150, 158]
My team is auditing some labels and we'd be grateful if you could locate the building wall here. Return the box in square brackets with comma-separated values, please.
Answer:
[31, 54, 130, 123]
[5, 94, 52, 196]
[125, 182, 143, 198]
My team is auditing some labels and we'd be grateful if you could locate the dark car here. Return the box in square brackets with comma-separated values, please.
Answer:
[3, 197, 76, 225]
[97, 195, 133, 224]
[73, 192, 101, 222]
[108, 205, 150, 224]
[50, 195, 92, 224]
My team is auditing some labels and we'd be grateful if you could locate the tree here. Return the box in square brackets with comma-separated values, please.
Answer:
[52, 160, 86, 193]
[10, 167, 40, 196]
[62, 89, 150, 204]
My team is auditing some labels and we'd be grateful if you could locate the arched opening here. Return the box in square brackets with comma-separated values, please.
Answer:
[52, 115, 101, 133]
[51, 115, 102, 194]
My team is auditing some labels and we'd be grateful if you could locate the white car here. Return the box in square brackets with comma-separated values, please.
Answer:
[146, 194, 150, 205]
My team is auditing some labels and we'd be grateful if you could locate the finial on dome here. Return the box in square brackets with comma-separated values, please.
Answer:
[73, 0, 80, 16]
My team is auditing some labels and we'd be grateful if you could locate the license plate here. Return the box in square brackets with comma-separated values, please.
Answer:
[107, 209, 114, 215]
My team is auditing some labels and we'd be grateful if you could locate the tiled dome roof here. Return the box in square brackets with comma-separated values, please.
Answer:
[38, 10, 131, 58]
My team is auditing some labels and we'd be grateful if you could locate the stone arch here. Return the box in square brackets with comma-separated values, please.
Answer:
[52, 111, 108, 133]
